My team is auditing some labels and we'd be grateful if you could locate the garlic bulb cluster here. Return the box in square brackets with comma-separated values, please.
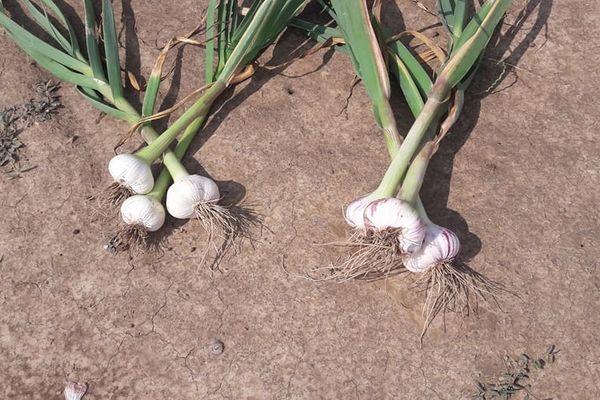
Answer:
[64, 382, 87, 400]
[403, 224, 460, 273]
[120, 195, 166, 232]
[166, 175, 220, 219]
[363, 198, 426, 253]
[108, 154, 154, 194]
[344, 196, 426, 254]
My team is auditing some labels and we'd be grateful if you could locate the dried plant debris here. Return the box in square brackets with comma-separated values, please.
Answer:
[472, 345, 559, 399]
[0, 80, 61, 177]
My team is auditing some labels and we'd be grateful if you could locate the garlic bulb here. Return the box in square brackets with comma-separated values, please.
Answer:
[344, 195, 372, 229]
[108, 154, 154, 194]
[64, 382, 87, 400]
[364, 198, 426, 253]
[166, 175, 220, 219]
[120, 195, 166, 232]
[403, 224, 460, 273]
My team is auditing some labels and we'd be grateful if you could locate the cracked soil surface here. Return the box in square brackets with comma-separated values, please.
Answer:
[0, 0, 599, 399]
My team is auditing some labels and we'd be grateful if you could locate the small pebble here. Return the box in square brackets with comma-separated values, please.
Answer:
[209, 339, 224, 355]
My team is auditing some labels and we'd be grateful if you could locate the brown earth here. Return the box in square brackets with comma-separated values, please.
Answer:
[1, 0, 598, 399]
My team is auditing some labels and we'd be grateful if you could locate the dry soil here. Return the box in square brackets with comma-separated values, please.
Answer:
[0, 0, 598, 399]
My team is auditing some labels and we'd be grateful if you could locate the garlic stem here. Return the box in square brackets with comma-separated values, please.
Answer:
[135, 80, 227, 163]
[373, 0, 509, 201]
[398, 140, 436, 206]
[375, 98, 403, 156]
[146, 115, 207, 202]
[110, 96, 200, 190]
[373, 83, 449, 199]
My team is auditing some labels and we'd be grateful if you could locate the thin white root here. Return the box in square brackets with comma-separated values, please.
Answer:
[417, 262, 502, 346]
[194, 201, 259, 271]
[312, 229, 407, 281]
[87, 182, 132, 211]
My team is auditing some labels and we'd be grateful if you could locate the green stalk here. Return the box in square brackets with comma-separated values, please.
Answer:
[373, 0, 511, 199]
[134, 80, 226, 163]
[328, 0, 402, 151]
[133, 0, 307, 165]
[398, 140, 436, 205]
[113, 88, 195, 183]
[142, 55, 207, 183]
[452, 0, 467, 40]
[147, 116, 206, 201]
[376, 99, 402, 156]
[132, 0, 280, 164]
[372, 82, 449, 198]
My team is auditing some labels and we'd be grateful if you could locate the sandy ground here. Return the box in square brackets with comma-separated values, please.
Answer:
[0, 0, 599, 399]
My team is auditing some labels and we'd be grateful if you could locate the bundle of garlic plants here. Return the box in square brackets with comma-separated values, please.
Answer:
[295, 0, 512, 337]
[0, 0, 308, 254]
[107, 0, 310, 253]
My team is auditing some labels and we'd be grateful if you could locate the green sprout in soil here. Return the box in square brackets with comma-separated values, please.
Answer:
[473, 345, 559, 399]
[0, 80, 61, 177]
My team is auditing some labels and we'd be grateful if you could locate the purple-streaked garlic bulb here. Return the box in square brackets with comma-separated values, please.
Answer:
[403, 224, 460, 272]
[344, 195, 372, 229]
[364, 197, 427, 253]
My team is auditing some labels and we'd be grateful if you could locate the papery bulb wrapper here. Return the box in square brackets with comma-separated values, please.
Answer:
[120, 195, 166, 232]
[166, 175, 220, 219]
[108, 154, 154, 194]
[344, 195, 372, 229]
[403, 224, 460, 273]
[364, 198, 426, 253]
[64, 382, 87, 400]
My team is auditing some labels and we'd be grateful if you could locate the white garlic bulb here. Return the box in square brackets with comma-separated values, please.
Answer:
[166, 175, 220, 219]
[108, 154, 154, 194]
[344, 195, 373, 229]
[64, 382, 87, 400]
[120, 195, 166, 232]
[364, 198, 426, 253]
[403, 224, 460, 273]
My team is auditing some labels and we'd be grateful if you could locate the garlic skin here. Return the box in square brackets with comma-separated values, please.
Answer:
[364, 198, 426, 253]
[344, 195, 372, 229]
[120, 195, 166, 232]
[166, 175, 220, 219]
[403, 224, 460, 273]
[108, 154, 154, 194]
[64, 382, 87, 400]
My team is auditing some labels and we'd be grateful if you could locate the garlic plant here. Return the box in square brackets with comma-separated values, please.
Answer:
[1, 0, 307, 254]
[296, 0, 511, 338]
